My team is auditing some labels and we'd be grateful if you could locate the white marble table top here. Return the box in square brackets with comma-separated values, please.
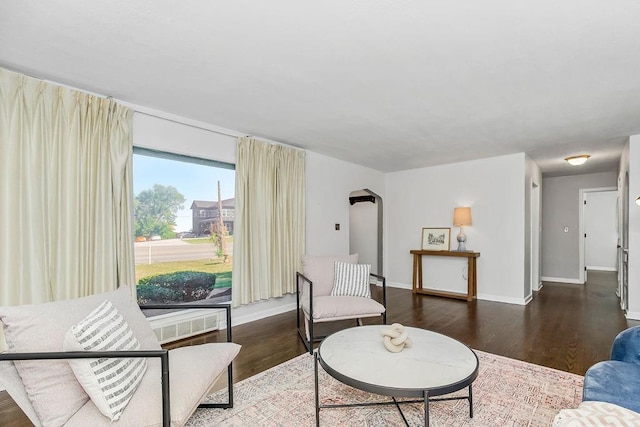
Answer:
[317, 325, 478, 396]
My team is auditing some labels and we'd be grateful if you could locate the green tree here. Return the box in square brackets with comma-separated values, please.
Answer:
[134, 184, 186, 239]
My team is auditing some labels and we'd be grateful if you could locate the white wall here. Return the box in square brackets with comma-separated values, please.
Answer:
[627, 135, 640, 319]
[385, 153, 528, 304]
[133, 112, 236, 163]
[305, 151, 385, 256]
[525, 155, 543, 300]
[617, 145, 629, 308]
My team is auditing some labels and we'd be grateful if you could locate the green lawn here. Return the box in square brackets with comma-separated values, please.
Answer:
[183, 236, 234, 245]
[182, 237, 215, 245]
[135, 258, 232, 288]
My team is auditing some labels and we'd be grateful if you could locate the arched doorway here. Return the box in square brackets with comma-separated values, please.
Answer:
[348, 189, 383, 275]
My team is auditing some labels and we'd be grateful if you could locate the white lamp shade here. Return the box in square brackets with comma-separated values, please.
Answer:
[453, 207, 472, 226]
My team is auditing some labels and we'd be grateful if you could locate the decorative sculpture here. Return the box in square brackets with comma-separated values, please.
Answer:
[380, 323, 413, 353]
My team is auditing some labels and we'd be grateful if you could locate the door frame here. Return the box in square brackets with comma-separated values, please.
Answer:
[531, 182, 541, 291]
[578, 186, 617, 284]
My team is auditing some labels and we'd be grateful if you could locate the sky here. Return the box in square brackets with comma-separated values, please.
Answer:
[133, 153, 235, 233]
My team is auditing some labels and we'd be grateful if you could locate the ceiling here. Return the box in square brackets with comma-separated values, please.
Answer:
[1, 1, 639, 175]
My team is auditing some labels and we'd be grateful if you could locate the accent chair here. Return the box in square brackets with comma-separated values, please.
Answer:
[296, 254, 387, 354]
[0, 285, 240, 427]
[582, 324, 640, 413]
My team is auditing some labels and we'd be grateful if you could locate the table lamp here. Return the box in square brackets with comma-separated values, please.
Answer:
[453, 207, 472, 251]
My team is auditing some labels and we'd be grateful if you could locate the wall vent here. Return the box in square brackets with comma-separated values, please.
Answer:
[150, 309, 221, 344]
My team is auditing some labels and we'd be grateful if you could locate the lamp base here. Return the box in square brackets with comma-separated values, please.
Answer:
[454, 228, 468, 252]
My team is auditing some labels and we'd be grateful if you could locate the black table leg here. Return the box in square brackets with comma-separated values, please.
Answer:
[424, 390, 430, 427]
[314, 353, 320, 427]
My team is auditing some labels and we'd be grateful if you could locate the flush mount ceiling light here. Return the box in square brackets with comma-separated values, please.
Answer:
[565, 155, 590, 166]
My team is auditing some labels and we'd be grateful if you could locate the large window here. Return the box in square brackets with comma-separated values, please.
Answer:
[133, 148, 234, 310]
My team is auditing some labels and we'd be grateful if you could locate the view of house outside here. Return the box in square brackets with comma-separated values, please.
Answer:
[133, 150, 234, 310]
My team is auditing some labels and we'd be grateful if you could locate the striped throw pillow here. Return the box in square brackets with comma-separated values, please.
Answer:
[331, 261, 371, 298]
[63, 300, 147, 421]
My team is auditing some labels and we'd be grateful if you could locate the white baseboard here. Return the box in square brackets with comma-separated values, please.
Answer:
[387, 281, 412, 290]
[626, 311, 640, 321]
[476, 293, 528, 305]
[524, 293, 533, 305]
[231, 295, 297, 327]
[541, 276, 583, 285]
[586, 266, 618, 272]
[390, 282, 530, 305]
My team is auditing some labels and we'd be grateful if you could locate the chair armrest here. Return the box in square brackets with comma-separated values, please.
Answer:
[611, 325, 640, 364]
[369, 273, 387, 308]
[296, 272, 313, 311]
[0, 350, 171, 427]
[369, 272, 386, 284]
[296, 272, 313, 298]
[139, 304, 233, 343]
[296, 272, 312, 293]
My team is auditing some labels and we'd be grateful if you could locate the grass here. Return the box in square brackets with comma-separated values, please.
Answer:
[182, 237, 215, 245]
[183, 236, 234, 245]
[135, 257, 232, 288]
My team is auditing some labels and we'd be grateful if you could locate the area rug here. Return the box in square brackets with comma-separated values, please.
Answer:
[186, 350, 583, 426]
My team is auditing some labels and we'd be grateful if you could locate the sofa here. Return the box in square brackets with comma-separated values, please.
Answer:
[0, 285, 240, 426]
[582, 325, 640, 414]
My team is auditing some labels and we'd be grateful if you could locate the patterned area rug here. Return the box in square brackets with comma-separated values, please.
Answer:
[186, 350, 583, 426]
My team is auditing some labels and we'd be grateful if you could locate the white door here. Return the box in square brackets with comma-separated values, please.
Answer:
[585, 191, 618, 272]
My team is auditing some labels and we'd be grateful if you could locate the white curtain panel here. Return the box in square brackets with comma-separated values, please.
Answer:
[233, 137, 305, 306]
[0, 67, 135, 307]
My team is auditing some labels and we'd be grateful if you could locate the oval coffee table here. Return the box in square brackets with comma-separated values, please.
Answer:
[314, 325, 479, 426]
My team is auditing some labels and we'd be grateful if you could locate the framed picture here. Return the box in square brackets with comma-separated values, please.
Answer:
[421, 227, 451, 251]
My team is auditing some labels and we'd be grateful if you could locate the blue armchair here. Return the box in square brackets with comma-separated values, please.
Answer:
[582, 325, 640, 413]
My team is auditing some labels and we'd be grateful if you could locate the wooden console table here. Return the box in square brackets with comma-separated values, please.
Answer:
[410, 250, 480, 301]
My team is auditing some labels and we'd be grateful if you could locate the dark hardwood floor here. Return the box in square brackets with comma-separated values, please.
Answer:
[1, 270, 637, 425]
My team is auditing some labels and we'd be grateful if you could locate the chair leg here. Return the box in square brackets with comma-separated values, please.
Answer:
[198, 362, 234, 409]
[297, 316, 313, 354]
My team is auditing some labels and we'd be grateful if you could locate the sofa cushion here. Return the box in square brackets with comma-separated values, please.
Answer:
[553, 401, 640, 426]
[302, 295, 385, 322]
[0, 285, 159, 426]
[302, 254, 358, 298]
[583, 360, 640, 413]
[0, 360, 40, 426]
[331, 261, 371, 298]
[65, 342, 241, 427]
[64, 299, 147, 421]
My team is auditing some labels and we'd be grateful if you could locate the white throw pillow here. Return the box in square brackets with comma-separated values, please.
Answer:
[331, 261, 371, 298]
[63, 300, 147, 421]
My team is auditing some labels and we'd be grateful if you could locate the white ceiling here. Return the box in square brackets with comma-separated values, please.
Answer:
[1, 0, 639, 175]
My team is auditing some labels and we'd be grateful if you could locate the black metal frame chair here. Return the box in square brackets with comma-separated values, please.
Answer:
[296, 272, 387, 354]
[0, 303, 234, 427]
